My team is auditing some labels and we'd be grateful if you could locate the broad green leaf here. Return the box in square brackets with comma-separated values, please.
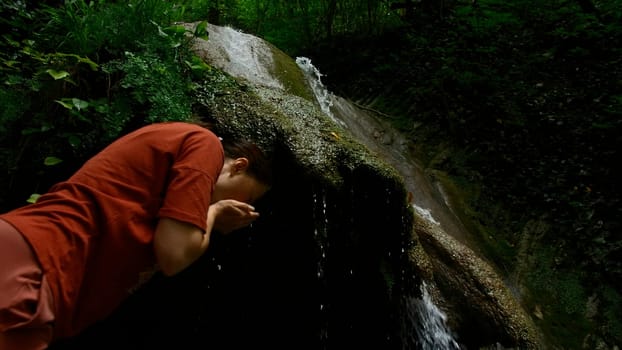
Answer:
[72, 98, 89, 111]
[44, 156, 63, 166]
[194, 21, 209, 40]
[27, 193, 41, 204]
[46, 69, 70, 80]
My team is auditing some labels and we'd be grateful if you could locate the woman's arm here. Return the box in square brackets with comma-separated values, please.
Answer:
[153, 199, 259, 276]
[153, 217, 207, 276]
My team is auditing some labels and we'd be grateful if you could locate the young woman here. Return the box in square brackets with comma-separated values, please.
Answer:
[0, 122, 272, 349]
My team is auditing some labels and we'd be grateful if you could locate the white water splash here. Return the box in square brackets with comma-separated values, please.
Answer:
[403, 283, 462, 350]
[295, 57, 345, 127]
[413, 205, 440, 226]
[194, 24, 283, 89]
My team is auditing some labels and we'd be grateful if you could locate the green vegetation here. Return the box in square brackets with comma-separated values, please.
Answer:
[1, 0, 620, 348]
[0, 0, 210, 208]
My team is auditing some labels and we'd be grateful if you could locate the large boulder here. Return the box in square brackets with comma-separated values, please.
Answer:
[50, 22, 542, 350]
[189, 21, 544, 350]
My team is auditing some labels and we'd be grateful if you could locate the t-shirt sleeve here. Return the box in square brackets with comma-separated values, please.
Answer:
[157, 168, 215, 231]
[157, 127, 224, 231]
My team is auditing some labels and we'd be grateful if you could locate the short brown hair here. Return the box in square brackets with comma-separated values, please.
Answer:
[221, 139, 273, 187]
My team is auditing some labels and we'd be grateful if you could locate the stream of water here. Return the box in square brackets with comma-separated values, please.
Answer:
[296, 57, 463, 350]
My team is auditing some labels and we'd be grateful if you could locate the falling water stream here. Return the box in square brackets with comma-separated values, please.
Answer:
[295, 57, 472, 248]
[296, 57, 463, 350]
[195, 24, 465, 349]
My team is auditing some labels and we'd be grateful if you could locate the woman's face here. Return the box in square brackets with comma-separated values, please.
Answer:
[211, 158, 269, 204]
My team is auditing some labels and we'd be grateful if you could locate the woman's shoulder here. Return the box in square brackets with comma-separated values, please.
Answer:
[129, 122, 220, 142]
[143, 121, 213, 134]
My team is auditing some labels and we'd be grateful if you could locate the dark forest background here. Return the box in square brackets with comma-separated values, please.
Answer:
[1, 0, 620, 348]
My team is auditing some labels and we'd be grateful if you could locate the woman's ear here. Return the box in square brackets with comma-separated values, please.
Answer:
[233, 157, 249, 173]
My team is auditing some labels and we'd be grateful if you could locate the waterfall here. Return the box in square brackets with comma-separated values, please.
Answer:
[406, 283, 462, 350]
[295, 57, 346, 127]
[297, 56, 462, 350]
[313, 188, 330, 348]
[192, 24, 283, 90]
[192, 22, 466, 348]
[413, 205, 440, 226]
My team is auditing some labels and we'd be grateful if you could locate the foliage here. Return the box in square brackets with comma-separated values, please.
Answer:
[0, 0, 210, 210]
[601, 286, 622, 340]
[181, 0, 403, 55]
[103, 52, 192, 124]
[525, 246, 591, 347]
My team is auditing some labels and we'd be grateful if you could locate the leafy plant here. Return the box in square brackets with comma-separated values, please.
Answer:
[0, 0, 211, 211]
[104, 52, 193, 124]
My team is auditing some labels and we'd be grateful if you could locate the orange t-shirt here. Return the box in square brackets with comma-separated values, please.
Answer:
[0, 122, 224, 339]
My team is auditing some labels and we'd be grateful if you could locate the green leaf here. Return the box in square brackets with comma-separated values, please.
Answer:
[185, 56, 211, 71]
[194, 21, 209, 40]
[44, 156, 63, 166]
[72, 98, 89, 111]
[77, 56, 99, 71]
[68, 135, 81, 148]
[3, 60, 19, 68]
[164, 25, 187, 35]
[46, 69, 70, 80]
[55, 98, 89, 110]
[55, 99, 73, 109]
[51, 53, 99, 71]
[27, 193, 41, 204]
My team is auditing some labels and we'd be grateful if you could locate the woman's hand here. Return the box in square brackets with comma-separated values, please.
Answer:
[209, 199, 260, 234]
[153, 200, 260, 276]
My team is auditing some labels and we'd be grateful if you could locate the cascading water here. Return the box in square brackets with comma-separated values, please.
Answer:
[296, 56, 473, 248]
[312, 188, 330, 348]
[297, 57, 462, 350]
[192, 23, 467, 348]
[190, 24, 283, 90]
[295, 57, 345, 128]
[406, 283, 462, 350]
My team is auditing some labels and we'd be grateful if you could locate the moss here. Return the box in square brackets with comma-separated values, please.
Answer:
[267, 42, 315, 102]
[194, 65, 406, 192]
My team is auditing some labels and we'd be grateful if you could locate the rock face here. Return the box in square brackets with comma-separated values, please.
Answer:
[51, 23, 542, 350]
[413, 217, 541, 349]
[188, 24, 420, 349]
[189, 22, 544, 350]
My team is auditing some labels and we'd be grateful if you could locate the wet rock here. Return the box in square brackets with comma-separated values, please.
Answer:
[190, 21, 544, 349]
[412, 215, 542, 349]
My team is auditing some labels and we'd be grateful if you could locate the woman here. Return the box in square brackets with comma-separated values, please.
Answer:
[0, 121, 272, 349]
